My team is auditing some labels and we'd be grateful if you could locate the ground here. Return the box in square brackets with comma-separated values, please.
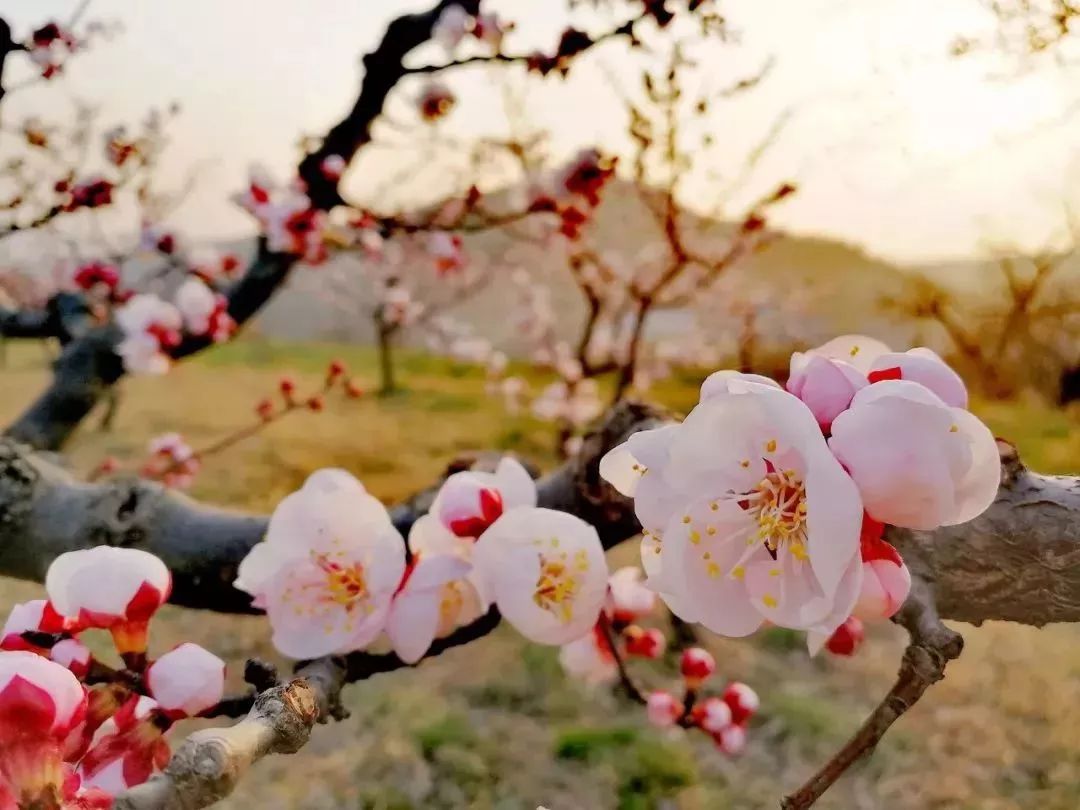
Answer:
[2, 339, 1079, 810]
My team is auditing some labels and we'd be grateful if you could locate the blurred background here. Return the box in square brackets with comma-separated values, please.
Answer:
[2, 1, 1080, 808]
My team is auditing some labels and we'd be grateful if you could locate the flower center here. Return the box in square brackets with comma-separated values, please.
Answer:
[532, 549, 588, 623]
[314, 554, 369, 608]
[740, 464, 808, 558]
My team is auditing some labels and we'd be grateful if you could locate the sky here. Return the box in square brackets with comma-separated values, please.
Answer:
[2, 0, 1080, 264]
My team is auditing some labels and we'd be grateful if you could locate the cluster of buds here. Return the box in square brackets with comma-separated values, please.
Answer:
[646, 650, 759, 757]
[0, 548, 226, 802]
[233, 165, 327, 264]
[432, 5, 514, 52]
[141, 433, 200, 489]
[61, 177, 115, 212]
[526, 27, 599, 77]
[529, 148, 617, 242]
[257, 360, 363, 424]
[26, 22, 79, 78]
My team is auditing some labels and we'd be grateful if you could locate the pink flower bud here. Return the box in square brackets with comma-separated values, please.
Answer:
[722, 682, 759, 726]
[146, 643, 226, 719]
[855, 534, 911, 621]
[623, 626, 665, 659]
[690, 696, 733, 733]
[712, 722, 747, 756]
[45, 547, 171, 656]
[680, 648, 715, 687]
[645, 690, 683, 728]
[438, 478, 504, 539]
[606, 566, 656, 624]
[1, 600, 69, 652]
[786, 353, 867, 431]
[825, 616, 865, 657]
[50, 639, 92, 679]
[320, 154, 347, 181]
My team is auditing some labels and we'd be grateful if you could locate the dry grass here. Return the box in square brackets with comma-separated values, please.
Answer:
[2, 339, 1079, 810]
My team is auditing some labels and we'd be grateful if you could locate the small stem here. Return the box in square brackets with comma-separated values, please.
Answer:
[597, 613, 647, 704]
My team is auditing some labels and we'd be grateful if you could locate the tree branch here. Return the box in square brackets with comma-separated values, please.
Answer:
[780, 579, 964, 809]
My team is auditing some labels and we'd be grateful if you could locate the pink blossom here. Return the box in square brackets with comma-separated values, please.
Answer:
[473, 507, 609, 644]
[385, 554, 471, 664]
[175, 278, 235, 343]
[432, 5, 472, 51]
[145, 643, 225, 719]
[645, 690, 682, 727]
[558, 625, 618, 685]
[868, 347, 968, 408]
[77, 696, 170, 796]
[427, 231, 465, 275]
[829, 380, 999, 530]
[46, 547, 172, 657]
[786, 353, 867, 430]
[115, 294, 183, 375]
[606, 566, 656, 624]
[853, 518, 911, 621]
[0, 652, 89, 806]
[235, 469, 406, 659]
[604, 383, 864, 637]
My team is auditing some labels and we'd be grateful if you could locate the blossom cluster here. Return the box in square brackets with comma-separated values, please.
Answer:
[0, 548, 226, 804]
[236, 457, 609, 661]
[601, 336, 999, 650]
[432, 5, 513, 53]
[233, 165, 327, 263]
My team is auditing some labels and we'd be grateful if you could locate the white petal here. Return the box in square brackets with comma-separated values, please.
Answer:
[386, 589, 442, 664]
[494, 456, 538, 509]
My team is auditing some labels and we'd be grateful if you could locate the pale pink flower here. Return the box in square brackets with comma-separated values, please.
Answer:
[604, 383, 864, 637]
[115, 294, 183, 375]
[432, 4, 472, 51]
[868, 347, 968, 408]
[473, 508, 609, 645]
[385, 554, 471, 664]
[145, 643, 226, 719]
[77, 696, 170, 795]
[606, 566, 656, 624]
[234, 469, 406, 659]
[558, 626, 617, 685]
[699, 370, 780, 402]
[645, 690, 682, 727]
[829, 380, 999, 530]
[175, 278, 235, 342]
[427, 231, 465, 275]
[46, 548, 171, 656]
[804, 334, 891, 373]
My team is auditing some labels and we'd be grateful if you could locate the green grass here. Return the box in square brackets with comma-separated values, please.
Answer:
[2, 338, 1080, 809]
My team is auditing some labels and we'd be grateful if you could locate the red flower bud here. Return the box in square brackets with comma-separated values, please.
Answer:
[680, 647, 715, 687]
[722, 682, 759, 726]
[327, 359, 346, 380]
[623, 626, 665, 659]
[255, 398, 275, 421]
[306, 395, 325, 412]
[344, 379, 364, 399]
[824, 616, 865, 657]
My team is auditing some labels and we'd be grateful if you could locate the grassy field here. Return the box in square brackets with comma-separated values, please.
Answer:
[2, 339, 1080, 810]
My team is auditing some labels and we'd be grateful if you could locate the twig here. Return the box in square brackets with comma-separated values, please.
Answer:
[780, 579, 964, 809]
